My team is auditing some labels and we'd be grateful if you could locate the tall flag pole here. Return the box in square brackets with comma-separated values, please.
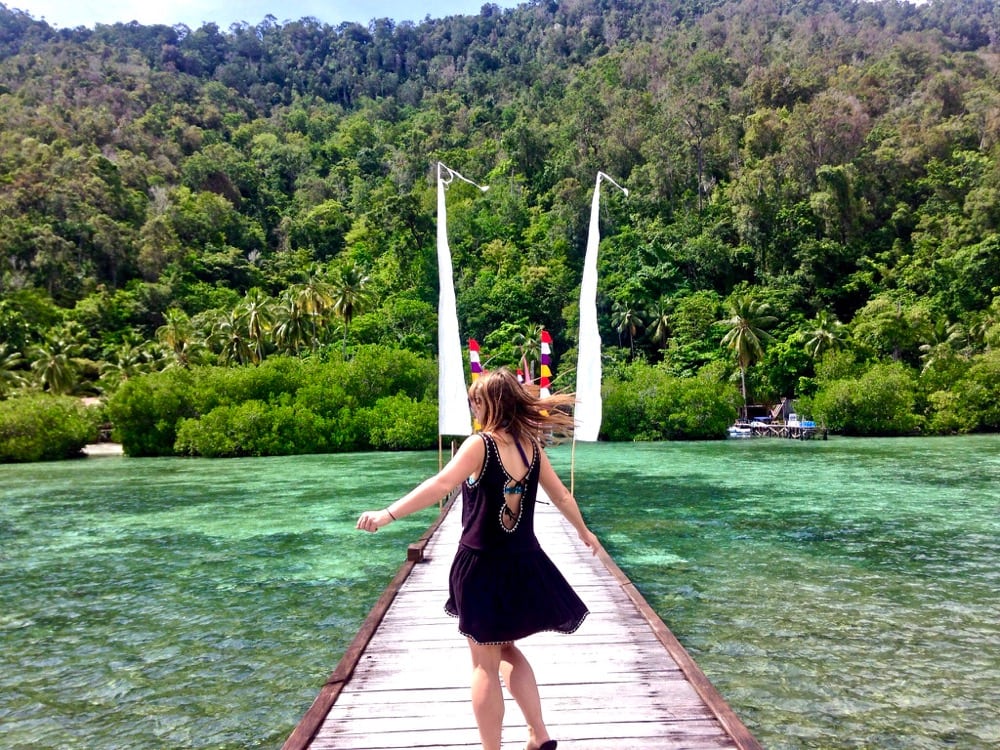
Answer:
[574, 171, 628, 443]
[436, 163, 488, 439]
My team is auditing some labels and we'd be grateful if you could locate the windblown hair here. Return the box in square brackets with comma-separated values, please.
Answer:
[469, 367, 575, 444]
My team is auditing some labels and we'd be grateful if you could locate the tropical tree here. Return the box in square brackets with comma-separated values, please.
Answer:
[646, 301, 671, 351]
[803, 310, 846, 359]
[664, 290, 722, 375]
[969, 296, 1000, 350]
[210, 309, 254, 366]
[717, 294, 777, 409]
[271, 288, 313, 355]
[850, 295, 932, 366]
[100, 339, 153, 388]
[156, 308, 199, 368]
[0, 343, 26, 397]
[293, 265, 334, 348]
[511, 323, 543, 382]
[29, 339, 85, 395]
[919, 319, 968, 373]
[611, 300, 645, 358]
[239, 288, 273, 364]
[482, 321, 525, 374]
[330, 263, 373, 358]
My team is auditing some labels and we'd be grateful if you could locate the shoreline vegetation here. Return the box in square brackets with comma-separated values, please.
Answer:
[1, 346, 998, 463]
[1, 1, 1000, 461]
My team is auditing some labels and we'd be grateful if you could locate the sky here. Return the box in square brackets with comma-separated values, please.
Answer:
[8, 1, 521, 30]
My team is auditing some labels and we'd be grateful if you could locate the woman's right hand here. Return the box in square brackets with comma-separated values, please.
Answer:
[356, 510, 393, 533]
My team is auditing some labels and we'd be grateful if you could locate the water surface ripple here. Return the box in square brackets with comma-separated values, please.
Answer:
[559, 435, 1000, 750]
[1, 436, 997, 749]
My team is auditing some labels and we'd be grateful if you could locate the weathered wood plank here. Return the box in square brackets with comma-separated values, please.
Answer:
[311, 718, 735, 750]
[329, 692, 715, 721]
[317, 712, 727, 735]
[327, 679, 715, 707]
[284, 490, 761, 750]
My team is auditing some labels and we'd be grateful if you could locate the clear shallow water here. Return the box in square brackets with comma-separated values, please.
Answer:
[1, 436, 998, 749]
[0, 452, 443, 749]
[559, 435, 1000, 750]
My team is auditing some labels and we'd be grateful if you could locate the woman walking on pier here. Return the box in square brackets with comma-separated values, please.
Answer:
[357, 367, 599, 750]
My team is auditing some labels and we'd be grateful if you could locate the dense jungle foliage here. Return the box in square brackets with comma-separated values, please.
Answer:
[1, 0, 999, 457]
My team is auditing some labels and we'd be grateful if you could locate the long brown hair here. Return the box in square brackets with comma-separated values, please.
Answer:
[469, 367, 575, 444]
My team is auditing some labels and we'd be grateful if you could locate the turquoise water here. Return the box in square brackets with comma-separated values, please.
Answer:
[0, 452, 443, 749]
[1, 436, 998, 749]
[561, 436, 1000, 750]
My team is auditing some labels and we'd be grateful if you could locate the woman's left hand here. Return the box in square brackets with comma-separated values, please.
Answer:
[579, 529, 601, 555]
[356, 510, 393, 532]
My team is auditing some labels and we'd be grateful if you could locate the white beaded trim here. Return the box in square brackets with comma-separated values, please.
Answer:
[444, 607, 590, 645]
[499, 496, 522, 533]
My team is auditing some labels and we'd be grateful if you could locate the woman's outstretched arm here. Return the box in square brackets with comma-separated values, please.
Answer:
[537, 449, 600, 555]
[356, 434, 485, 533]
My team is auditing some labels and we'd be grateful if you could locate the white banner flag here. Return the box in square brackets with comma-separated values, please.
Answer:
[575, 172, 627, 441]
[436, 164, 489, 436]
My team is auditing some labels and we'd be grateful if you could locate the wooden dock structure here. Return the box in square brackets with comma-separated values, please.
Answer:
[283, 494, 762, 750]
[731, 421, 827, 440]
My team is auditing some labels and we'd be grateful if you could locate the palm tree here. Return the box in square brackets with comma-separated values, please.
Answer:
[611, 300, 645, 358]
[239, 288, 273, 364]
[29, 339, 84, 395]
[717, 294, 777, 409]
[512, 324, 543, 382]
[0, 343, 26, 396]
[100, 340, 152, 387]
[646, 301, 671, 351]
[272, 288, 313, 355]
[156, 308, 197, 368]
[803, 310, 845, 358]
[919, 319, 967, 373]
[970, 297, 1000, 350]
[294, 265, 334, 349]
[210, 309, 253, 366]
[330, 263, 373, 358]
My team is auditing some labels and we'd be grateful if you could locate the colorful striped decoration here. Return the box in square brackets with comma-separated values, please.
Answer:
[539, 329, 553, 399]
[468, 338, 483, 431]
[469, 339, 483, 382]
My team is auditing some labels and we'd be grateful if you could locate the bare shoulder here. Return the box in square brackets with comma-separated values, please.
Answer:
[459, 433, 486, 453]
[453, 432, 487, 466]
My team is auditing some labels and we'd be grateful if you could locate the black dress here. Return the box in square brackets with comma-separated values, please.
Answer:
[444, 432, 589, 644]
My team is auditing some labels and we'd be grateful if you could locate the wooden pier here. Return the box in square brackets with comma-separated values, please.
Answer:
[283, 494, 762, 750]
[731, 421, 827, 440]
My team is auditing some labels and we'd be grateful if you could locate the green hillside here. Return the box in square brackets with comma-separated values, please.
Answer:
[1, 0, 998, 455]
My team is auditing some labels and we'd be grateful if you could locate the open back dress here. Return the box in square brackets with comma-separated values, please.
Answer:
[444, 432, 589, 644]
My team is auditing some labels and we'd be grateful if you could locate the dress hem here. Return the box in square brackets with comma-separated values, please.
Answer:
[443, 605, 589, 645]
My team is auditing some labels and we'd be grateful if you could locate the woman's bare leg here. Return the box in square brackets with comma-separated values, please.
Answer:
[500, 643, 552, 750]
[467, 639, 504, 750]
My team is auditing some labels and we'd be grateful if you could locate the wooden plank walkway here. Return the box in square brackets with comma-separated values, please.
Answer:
[284, 494, 762, 750]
